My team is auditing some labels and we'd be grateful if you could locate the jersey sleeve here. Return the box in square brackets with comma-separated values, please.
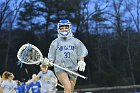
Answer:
[48, 39, 58, 62]
[76, 39, 88, 59]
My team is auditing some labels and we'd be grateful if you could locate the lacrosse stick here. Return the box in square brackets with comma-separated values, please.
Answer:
[57, 83, 64, 88]
[17, 43, 87, 79]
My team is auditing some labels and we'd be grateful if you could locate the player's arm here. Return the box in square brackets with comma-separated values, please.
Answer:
[36, 72, 41, 80]
[36, 76, 40, 80]
[1, 81, 6, 89]
[77, 40, 88, 72]
[48, 40, 57, 62]
[79, 57, 84, 61]
[26, 83, 31, 93]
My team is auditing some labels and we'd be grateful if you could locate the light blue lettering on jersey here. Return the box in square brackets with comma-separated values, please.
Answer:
[32, 86, 38, 92]
[58, 45, 75, 51]
[48, 37, 88, 70]
[27, 81, 41, 93]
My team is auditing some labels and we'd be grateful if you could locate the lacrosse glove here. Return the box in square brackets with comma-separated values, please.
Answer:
[77, 61, 86, 72]
[42, 57, 53, 67]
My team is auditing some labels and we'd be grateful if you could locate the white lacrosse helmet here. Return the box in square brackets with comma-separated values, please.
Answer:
[57, 20, 72, 38]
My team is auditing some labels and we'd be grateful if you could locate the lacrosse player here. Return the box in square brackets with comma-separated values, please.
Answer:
[15, 80, 22, 93]
[46, 19, 88, 93]
[37, 64, 57, 93]
[21, 78, 27, 93]
[1, 72, 17, 93]
[27, 74, 41, 93]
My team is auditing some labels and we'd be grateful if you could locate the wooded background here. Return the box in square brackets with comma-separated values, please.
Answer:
[0, 0, 140, 88]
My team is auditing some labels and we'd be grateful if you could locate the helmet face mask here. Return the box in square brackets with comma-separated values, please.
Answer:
[57, 20, 72, 38]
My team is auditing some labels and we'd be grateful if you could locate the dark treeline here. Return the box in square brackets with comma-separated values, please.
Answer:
[0, 0, 140, 88]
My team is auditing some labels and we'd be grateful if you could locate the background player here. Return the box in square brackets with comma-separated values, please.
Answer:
[37, 64, 57, 93]
[1, 72, 17, 93]
[27, 74, 41, 93]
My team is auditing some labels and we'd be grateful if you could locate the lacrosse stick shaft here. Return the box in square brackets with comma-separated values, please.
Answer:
[25, 68, 30, 79]
[57, 83, 64, 88]
[52, 63, 87, 79]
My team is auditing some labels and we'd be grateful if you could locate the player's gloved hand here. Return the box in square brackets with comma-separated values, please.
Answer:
[77, 61, 86, 72]
[42, 57, 53, 66]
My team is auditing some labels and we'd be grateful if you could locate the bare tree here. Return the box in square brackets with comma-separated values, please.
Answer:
[124, 0, 140, 33]
[2, 0, 25, 70]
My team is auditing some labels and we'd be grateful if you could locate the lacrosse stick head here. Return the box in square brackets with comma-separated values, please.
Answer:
[17, 43, 43, 65]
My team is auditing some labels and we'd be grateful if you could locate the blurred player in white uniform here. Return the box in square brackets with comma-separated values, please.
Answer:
[37, 64, 57, 93]
[1, 72, 17, 93]
[46, 20, 88, 93]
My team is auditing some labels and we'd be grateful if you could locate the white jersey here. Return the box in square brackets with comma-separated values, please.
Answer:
[48, 37, 88, 71]
[37, 70, 57, 93]
[1, 80, 17, 93]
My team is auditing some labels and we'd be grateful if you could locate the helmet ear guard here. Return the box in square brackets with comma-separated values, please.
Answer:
[57, 20, 72, 38]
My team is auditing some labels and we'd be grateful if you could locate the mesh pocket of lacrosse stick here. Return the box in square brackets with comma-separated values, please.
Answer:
[17, 43, 43, 65]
